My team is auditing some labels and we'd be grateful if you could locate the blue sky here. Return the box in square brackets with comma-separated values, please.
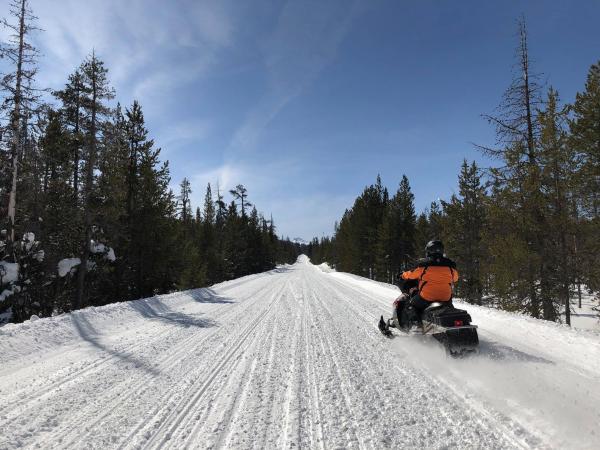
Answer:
[4, 0, 600, 239]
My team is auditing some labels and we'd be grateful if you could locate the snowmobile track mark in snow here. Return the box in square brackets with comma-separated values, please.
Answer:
[142, 282, 288, 450]
[113, 278, 283, 450]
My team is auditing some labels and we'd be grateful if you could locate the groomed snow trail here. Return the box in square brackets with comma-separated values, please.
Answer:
[1, 256, 599, 449]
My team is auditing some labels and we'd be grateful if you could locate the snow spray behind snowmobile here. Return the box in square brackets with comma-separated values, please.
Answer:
[378, 296, 479, 357]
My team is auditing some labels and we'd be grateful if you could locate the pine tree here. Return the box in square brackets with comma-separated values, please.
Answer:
[374, 210, 393, 283]
[134, 145, 177, 296]
[39, 110, 79, 311]
[570, 62, 600, 295]
[426, 201, 444, 244]
[229, 184, 251, 217]
[477, 18, 549, 318]
[414, 212, 430, 259]
[538, 89, 577, 323]
[442, 160, 487, 305]
[54, 69, 86, 206]
[390, 175, 416, 273]
[75, 53, 114, 309]
[179, 177, 192, 224]
[96, 104, 129, 301]
[570, 61, 600, 218]
[223, 200, 242, 278]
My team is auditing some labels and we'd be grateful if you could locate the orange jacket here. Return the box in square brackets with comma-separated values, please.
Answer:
[401, 257, 458, 302]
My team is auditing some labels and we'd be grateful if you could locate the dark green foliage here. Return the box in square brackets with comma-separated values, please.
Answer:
[335, 175, 388, 278]
[570, 62, 600, 296]
[0, 50, 292, 323]
[570, 62, 600, 218]
[329, 174, 415, 282]
[442, 161, 486, 305]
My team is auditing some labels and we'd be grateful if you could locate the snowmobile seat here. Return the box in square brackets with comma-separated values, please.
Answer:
[423, 302, 446, 312]
[423, 303, 472, 328]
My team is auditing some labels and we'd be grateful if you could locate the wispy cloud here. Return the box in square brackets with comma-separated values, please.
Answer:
[155, 118, 213, 155]
[28, 0, 233, 95]
[227, 0, 362, 154]
[189, 158, 301, 203]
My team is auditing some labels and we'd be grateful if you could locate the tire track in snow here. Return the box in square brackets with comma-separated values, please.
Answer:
[277, 278, 305, 449]
[0, 311, 176, 416]
[302, 270, 367, 448]
[307, 266, 528, 449]
[0, 318, 177, 435]
[112, 276, 285, 450]
[139, 280, 289, 450]
[299, 281, 326, 449]
[56, 278, 278, 449]
[319, 270, 548, 449]
[0, 285, 240, 415]
[0, 272, 284, 450]
[183, 280, 292, 449]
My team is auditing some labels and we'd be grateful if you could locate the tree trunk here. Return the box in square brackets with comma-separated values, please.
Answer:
[6, 0, 27, 254]
[73, 93, 80, 205]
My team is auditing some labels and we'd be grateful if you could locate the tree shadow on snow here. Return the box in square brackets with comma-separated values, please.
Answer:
[267, 266, 294, 274]
[70, 313, 161, 376]
[130, 295, 218, 328]
[569, 312, 598, 319]
[477, 340, 555, 365]
[187, 288, 234, 305]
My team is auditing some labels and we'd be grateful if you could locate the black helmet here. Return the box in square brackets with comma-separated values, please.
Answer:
[425, 240, 444, 257]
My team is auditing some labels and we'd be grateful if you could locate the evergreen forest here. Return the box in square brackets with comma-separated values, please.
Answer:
[307, 21, 600, 325]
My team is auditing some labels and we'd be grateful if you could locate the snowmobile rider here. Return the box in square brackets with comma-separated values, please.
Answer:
[395, 240, 458, 328]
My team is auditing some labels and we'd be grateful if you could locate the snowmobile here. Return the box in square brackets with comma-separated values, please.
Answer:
[378, 297, 479, 357]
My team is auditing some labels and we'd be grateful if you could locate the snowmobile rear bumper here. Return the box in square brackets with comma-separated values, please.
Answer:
[433, 325, 479, 357]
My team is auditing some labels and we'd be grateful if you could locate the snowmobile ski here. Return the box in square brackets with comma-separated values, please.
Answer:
[378, 315, 393, 337]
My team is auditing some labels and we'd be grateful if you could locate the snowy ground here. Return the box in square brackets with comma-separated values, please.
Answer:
[1, 256, 600, 449]
[562, 292, 600, 332]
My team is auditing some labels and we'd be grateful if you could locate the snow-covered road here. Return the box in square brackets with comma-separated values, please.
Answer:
[1, 256, 599, 449]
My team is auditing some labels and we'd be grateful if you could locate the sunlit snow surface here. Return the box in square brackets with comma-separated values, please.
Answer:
[1, 256, 599, 449]
[563, 293, 600, 332]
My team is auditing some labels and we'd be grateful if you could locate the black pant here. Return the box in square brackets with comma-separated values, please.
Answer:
[397, 294, 437, 328]
[409, 294, 432, 314]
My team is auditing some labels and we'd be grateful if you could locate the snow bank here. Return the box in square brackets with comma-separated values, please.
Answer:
[0, 288, 208, 364]
[90, 240, 116, 261]
[296, 254, 310, 264]
[22, 232, 35, 250]
[0, 261, 19, 284]
[318, 262, 335, 273]
[57, 258, 80, 277]
[465, 299, 600, 375]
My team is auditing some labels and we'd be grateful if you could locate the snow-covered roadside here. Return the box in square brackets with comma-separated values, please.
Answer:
[1, 257, 599, 449]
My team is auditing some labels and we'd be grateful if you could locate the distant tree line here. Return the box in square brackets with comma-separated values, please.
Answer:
[308, 20, 600, 325]
[0, 0, 302, 324]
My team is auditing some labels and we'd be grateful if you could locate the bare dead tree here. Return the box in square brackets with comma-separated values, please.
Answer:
[475, 17, 551, 319]
[0, 0, 41, 257]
